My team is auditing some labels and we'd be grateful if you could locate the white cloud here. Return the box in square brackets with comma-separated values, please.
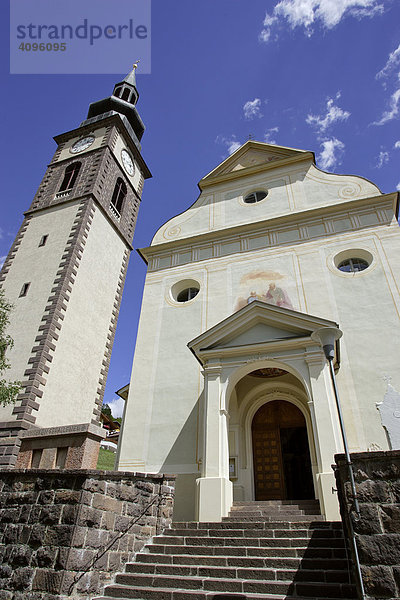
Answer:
[215, 135, 242, 155]
[394, 141, 400, 149]
[107, 396, 125, 418]
[317, 138, 345, 170]
[0, 256, 6, 269]
[259, 0, 384, 42]
[264, 127, 279, 144]
[306, 93, 350, 134]
[376, 43, 400, 80]
[376, 150, 389, 168]
[374, 88, 400, 125]
[397, 182, 400, 191]
[243, 98, 263, 120]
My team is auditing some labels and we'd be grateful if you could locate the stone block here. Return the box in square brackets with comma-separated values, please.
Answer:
[28, 505, 41, 524]
[10, 545, 33, 567]
[61, 504, 78, 524]
[37, 490, 55, 505]
[361, 565, 397, 598]
[3, 525, 20, 545]
[92, 493, 120, 513]
[77, 505, 102, 527]
[83, 478, 106, 494]
[53, 489, 81, 504]
[357, 533, 400, 565]
[10, 567, 34, 591]
[0, 508, 21, 524]
[43, 524, 74, 547]
[381, 504, 400, 533]
[31, 568, 62, 593]
[114, 515, 131, 532]
[355, 480, 392, 504]
[40, 505, 62, 525]
[66, 548, 95, 571]
[32, 546, 58, 568]
[353, 503, 383, 535]
[101, 510, 115, 530]
[0, 565, 12, 579]
[29, 525, 46, 546]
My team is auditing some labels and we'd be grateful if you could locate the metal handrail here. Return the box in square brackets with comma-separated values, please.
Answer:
[67, 488, 171, 595]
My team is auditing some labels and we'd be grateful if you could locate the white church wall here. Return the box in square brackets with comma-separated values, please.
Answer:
[151, 160, 381, 245]
[0, 201, 81, 422]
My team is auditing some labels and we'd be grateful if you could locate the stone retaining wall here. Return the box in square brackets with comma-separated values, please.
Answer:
[0, 469, 175, 600]
[334, 450, 400, 600]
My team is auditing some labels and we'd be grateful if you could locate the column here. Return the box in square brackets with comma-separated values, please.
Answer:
[306, 351, 342, 521]
[196, 364, 232, 522]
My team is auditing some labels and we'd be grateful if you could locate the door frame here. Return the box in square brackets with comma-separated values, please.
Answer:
[242, 389, 317, 502]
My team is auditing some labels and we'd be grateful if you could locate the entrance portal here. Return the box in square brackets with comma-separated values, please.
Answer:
[251, 400, 314, 501]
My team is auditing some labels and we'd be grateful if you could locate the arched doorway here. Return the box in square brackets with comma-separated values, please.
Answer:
[252, 400, 314, 500]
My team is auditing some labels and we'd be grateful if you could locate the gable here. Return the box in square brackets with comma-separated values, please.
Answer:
[189, 300, 339, 361]
[211, 321, 310, 350]
[200, 141, 312, 187]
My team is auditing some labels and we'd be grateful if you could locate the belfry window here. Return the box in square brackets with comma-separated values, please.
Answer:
[122, 88, 130, 102]
[59, 162, 81, 192]
[110, 178, 127, 217]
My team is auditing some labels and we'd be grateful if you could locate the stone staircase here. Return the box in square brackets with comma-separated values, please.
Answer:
[94, 500, 356, 599]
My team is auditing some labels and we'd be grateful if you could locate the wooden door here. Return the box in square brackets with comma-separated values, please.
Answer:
[252, 424, 285, 500]
[252, 400, 308, 501]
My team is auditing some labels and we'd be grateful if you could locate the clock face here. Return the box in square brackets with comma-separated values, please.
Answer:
[70, 136, 95, 154]
[121, 149, 135, 176]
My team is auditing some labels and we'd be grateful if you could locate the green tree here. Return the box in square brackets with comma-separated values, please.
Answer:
[0, 289, 20, 406]
[101, 403, 112, 417]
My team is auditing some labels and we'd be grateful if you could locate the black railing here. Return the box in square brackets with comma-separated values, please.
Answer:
[67, 487, 172, 596]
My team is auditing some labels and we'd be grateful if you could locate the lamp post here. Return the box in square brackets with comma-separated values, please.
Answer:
[311, 327, 366, 600]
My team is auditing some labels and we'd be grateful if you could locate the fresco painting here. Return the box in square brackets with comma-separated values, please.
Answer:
[235, 270, 294, 312]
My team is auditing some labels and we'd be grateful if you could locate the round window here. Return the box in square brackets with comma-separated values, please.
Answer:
[333, 249, 373, 274]
[244, 190, 268, 204]
[337, 258, 369, 273]
[177, 288, 199, 302]
[171, 279, 200, 303]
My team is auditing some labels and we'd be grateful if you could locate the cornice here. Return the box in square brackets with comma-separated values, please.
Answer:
[139, 192, 397, 263]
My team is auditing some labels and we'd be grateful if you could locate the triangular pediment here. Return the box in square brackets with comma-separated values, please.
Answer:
[216, 322, 308, 349]
[200, 141, 313, 189]
[188, 301, 339, 361]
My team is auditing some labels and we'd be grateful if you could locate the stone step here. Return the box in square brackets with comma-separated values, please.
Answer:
[227, 510, 322, 518]
[151, 534, 347, 547]
[134, 553, 351, 571]
[222, 514, 325, 522]
[232, 500, 320, 506]
[146, 543, 349, 559]
[103, 573, 356, 597]
[172, 520, 341, 530]
[166, 527, 344, 538]
[125, 562, 353, 583]
[95, 593, 354, 600]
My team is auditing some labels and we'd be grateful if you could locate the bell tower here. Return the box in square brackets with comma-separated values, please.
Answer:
[0, 66, 151, 468]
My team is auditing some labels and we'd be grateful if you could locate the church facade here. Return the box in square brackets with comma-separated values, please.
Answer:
[118, 141, 400, 522]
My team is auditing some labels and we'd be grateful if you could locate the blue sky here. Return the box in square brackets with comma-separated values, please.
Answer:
[1, 0, 399, 417]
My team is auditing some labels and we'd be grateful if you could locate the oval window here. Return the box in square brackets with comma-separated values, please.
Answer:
[171, 279, 200, 303]
[337, 258, 369, 273]
[244, 190, 268, 204]
[177, 288, 199, 302]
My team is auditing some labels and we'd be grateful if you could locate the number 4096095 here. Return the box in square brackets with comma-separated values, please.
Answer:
[18, 42, 67, 51]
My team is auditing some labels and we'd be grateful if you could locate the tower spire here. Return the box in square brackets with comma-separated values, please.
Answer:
[82, 64, 145, 149]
